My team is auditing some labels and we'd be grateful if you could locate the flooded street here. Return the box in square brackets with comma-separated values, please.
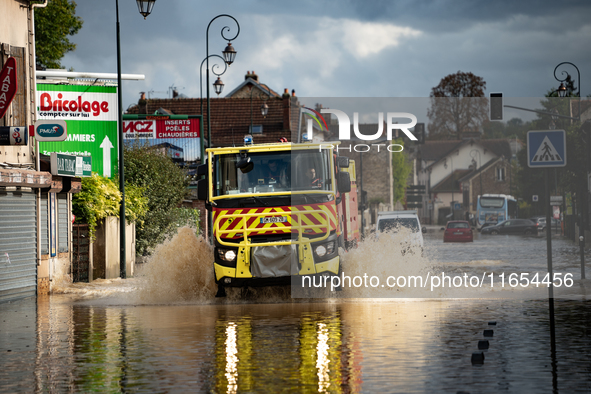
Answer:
[1, 229, 590, 393]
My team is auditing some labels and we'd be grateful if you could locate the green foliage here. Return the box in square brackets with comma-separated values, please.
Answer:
[72, 174, 149, 241]
[170, 207, 200, 230]
[123, 145, 189, 255]
[72, 174, 121, 240]
[34, 0, 83, 69]
[124, 183, 149, 225]
[392, 138, 413, 203]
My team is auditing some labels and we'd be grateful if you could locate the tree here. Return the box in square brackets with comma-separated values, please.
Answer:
[427, 71, 488, 140]
[123, 145, 191, 255]
[34, 0, 83, 69]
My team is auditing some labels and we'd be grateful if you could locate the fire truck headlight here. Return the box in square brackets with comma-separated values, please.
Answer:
[315, 245, 327, 257]
[325, 241, 335, 255]
[218, 249, 237, 262]
[314, 241, 335, 257]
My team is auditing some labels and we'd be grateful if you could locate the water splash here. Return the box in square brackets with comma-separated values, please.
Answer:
[134, 227, 216, 303]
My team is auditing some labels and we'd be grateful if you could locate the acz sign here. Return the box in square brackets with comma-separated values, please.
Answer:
[0, 57, 18, 119]
[123, 118, 201, 139]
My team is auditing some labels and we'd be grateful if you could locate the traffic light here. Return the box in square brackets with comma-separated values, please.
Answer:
[359, 190, 368, 211]
[490, 92, 503, 121]
[415, 123, 425, 144]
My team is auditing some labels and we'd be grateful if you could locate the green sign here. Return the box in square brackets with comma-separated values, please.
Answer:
[50, 153, 92, 177]
[37, 84, 118, 178]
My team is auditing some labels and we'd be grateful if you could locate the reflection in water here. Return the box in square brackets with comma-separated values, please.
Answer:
[224, 322, 238, 394]
[211, 308, 361, 393]
[2, 299, 591, 392]
[316, 322, 330, 392]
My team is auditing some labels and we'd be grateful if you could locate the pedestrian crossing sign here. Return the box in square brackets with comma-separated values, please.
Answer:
[527, 130, 566, 168]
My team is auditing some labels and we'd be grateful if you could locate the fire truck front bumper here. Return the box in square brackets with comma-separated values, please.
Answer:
[214, 255, 340, 287]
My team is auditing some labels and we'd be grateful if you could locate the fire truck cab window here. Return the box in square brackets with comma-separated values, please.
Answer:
[215, 150, 331, 196]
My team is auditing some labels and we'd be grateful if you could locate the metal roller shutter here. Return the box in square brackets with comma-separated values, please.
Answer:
[41, 194, 48, 255]
[57, 193, 68, 253]
[0, 191, 37, 302]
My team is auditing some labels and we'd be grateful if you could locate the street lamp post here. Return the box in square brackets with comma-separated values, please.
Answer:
[555, 62, 585, 279]
[470, 149, 482, 197]
[205, 15, 240, 149]
[445, 156, 454, 219]
[116, 0, 156, 279]
[199, 54, 227, 162]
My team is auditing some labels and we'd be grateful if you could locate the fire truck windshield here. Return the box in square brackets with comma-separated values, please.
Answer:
[215, 150, 331, 196]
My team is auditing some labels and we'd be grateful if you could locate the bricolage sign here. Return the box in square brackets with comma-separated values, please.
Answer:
[37, 84, 118, 178]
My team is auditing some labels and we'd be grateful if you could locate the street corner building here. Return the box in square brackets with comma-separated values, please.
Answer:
[1, 0, 82, 302]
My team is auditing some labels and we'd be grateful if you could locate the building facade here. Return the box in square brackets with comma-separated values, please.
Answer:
[1, 0, 80, 302]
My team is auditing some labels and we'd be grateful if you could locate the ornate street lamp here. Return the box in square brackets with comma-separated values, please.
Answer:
[261, 102, 269, 118]
[260, 84, 272, 118]
[116, 0, 155, 278]
[213, 77, 224, 95]
[136, 0, 156, 19]
[206, 14, 240, 149]
[554, 62, 581, 119]
[222, 42, 237, 65]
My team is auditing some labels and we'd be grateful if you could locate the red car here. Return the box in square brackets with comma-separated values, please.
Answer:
[443, 220, 473, 242]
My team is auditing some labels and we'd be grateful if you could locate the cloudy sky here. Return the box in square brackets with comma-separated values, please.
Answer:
[61, 0, 591, 114]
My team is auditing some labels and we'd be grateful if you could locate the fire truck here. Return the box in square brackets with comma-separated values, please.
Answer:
[196, 141, 359, 297]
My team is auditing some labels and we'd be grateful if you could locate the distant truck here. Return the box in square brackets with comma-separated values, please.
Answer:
[196, 141, 360, 296]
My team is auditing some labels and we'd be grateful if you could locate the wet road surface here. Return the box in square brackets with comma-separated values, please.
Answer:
[1, 228, 590, 393]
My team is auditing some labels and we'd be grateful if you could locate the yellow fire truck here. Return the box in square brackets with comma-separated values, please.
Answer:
[196, 141, 359, 297]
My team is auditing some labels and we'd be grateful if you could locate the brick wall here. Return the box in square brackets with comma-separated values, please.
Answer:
[339, 144, 393, 211]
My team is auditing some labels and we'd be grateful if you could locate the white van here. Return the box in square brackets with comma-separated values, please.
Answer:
[375, 210, 424, 249]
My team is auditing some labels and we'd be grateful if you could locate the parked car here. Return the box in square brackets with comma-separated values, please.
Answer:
[529, 216, 560, 231]
[478, 221, 498, 232]
[480, 219, 539, 235]
[443, 221, 473, 242]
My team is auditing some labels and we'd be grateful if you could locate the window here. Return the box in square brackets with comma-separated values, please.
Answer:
[249, 125, 263, 134]
[496, 167, 506, 181]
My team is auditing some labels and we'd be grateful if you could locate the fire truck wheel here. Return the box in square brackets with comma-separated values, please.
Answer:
[215, 284, 227, 298]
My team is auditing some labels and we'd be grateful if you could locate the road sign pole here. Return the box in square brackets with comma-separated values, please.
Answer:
[579, 213, 586, 279]
[545, 168, 554, 300]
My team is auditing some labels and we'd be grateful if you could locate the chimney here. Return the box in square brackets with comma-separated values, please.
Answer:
[172, 89, 178, 99]
[283, 88, 291, 132]
[292, 89, 296, 97]
[244, 71, 251, 80]
[250, 71, 258, 82]
[138, 92, 147, 114]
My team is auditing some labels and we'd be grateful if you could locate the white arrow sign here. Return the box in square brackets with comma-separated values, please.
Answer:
[100, 135, 114, 177]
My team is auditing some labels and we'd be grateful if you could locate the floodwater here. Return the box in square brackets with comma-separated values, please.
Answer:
[1, 228, 590, 393]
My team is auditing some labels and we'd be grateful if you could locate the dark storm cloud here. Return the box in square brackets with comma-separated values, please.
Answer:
[60, 1, 591, 110]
